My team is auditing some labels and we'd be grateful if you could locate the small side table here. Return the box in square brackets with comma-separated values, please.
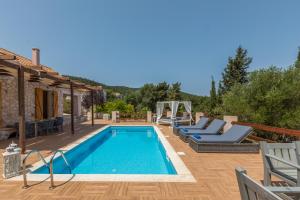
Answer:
[2, 150, 21, 179]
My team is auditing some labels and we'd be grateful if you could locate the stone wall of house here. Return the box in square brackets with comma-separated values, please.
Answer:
[0, 76, 18, 126]
[0, 77, 64, 127]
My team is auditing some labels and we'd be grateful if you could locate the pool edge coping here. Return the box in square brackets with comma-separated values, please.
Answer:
[8, 124, 196, 182]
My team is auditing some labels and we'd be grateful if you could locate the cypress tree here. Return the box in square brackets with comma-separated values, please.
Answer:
[220, 46, 252, 94]
[217, 81, 223, 104]
[210, 76, 217, 110]
[295, 47, 300, 68]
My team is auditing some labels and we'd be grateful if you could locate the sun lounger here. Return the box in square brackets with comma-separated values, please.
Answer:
[173, 117, 209, 135]
[260, 141, 300, 186]
[178, 119, 226, 142]
[188, 125, 259, 153]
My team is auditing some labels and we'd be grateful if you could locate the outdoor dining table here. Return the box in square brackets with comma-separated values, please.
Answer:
[31, 120, 41, 137]
[31, 118, 56, 137]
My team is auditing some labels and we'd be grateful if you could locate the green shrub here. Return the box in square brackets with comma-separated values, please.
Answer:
[221, 66, 300, 129]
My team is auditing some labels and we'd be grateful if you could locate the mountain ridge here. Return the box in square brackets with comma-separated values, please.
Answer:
[64, 75, 205, 98]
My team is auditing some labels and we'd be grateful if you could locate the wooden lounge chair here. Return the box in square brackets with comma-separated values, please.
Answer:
[235, 167, 300, 200]
[173, 117, 209, 135]
[188, 125, 259, 153]
[178, 119, 226, 142]
[260, 141, 300, 186]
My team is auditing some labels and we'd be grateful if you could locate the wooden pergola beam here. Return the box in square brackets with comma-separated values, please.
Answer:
[91, 90, 94, 126]
[18, 65, 26, 154]
[69, 80, 99, 91]
[1, 59, 102, 91]
[0, 59, 102, 138]
[0, 55, 16, 60]
[0, 60, 69, 84]
[70, 83, 75, 135]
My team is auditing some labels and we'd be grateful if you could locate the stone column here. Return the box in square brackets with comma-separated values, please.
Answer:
[87, 111, 91, 120]
[223, 115, 238, 132]
[112, 111, 119, 123]
[195, 112, 204, 123]
[147, 111, 152, 123]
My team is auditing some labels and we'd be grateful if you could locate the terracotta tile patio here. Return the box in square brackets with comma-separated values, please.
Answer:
[0, 120, 264, 200]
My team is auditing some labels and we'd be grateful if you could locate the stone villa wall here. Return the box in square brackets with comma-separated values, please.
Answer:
[0, 76, 64, 126]
[0, 76, 18, 126]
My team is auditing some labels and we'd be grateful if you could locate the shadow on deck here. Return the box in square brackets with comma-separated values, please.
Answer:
[0, 120, 108, 152]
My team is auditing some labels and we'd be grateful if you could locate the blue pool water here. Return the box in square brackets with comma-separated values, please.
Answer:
[33, 126, 177, 174]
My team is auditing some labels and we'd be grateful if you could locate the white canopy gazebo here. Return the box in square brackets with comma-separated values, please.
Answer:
[156, 101, 192, 126]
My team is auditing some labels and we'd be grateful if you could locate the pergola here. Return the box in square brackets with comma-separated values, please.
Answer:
[0, 53, 101, 154]
[156, 101, 192, 126]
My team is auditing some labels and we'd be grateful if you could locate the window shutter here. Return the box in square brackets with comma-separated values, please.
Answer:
[35, 88, 43, 120]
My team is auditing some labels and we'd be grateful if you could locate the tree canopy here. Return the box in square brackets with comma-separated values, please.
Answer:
[220, 46, 252, 94]
[221, 66, 300, 129]
[135, 82, 182, 112]
[168, 82, 181, 100]
[70, 46, 300, 131]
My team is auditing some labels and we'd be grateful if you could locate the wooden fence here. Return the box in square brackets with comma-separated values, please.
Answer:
[232, 121, 300, 142]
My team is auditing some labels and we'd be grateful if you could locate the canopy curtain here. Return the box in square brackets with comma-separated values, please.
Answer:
[170, 101, 179, 126]
[183, 101, 192, 118]
[171, 101, 179, 119]
[156, 102, 164, 123]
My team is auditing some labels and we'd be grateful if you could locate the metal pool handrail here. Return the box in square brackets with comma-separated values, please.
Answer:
[49, 149, 72, 189]
[22, 149, 50, 188]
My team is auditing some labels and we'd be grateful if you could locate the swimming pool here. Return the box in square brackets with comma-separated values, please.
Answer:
[11, 125, 195, 182]
[33, 126, 176, 175]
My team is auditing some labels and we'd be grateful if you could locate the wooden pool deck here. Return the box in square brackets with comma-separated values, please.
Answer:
[0, 120, 264, 200]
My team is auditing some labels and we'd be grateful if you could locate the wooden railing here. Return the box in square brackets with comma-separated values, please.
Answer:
[232, 121, 300, 137]
[232, 121, 300, 142]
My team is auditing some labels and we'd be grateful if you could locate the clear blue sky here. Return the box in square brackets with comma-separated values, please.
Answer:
[1, 0, 300, 95]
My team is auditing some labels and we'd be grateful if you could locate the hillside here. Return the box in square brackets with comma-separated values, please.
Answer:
[64, 75, 207, 100]
[64, 75, 139, 95]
